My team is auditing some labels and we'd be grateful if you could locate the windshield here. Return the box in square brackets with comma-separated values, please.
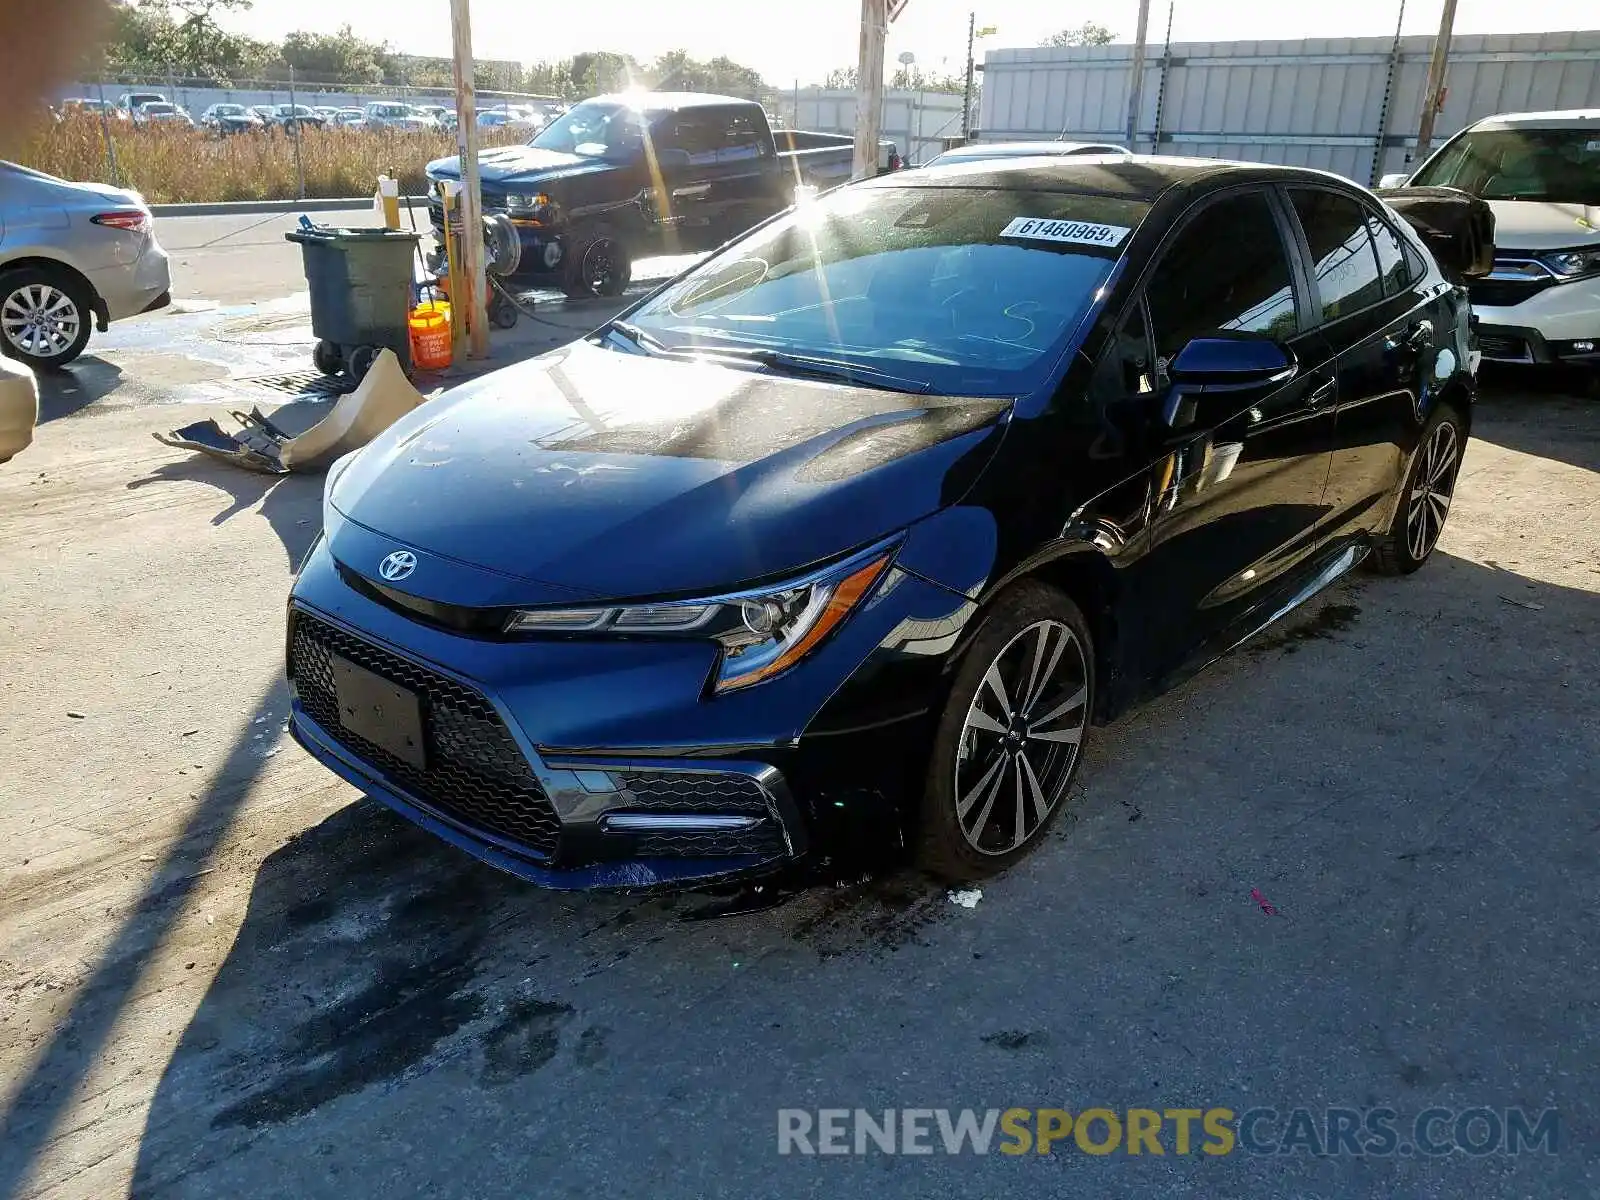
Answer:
[528, 101, 642, 159]
[143, 104, 175, 115]
[1412, 128, 1600, 204]
[215, 105, 244, 116]
[621, 185, 1148, 396]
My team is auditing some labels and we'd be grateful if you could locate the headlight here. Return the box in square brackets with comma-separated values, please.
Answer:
[504, 541, 897, 692]
[1540, 246, 1600, 279]
[504, 192, 559, 225]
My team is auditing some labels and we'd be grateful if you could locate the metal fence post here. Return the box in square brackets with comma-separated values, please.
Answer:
[93, 78, 121, 186]
[1370, 0, 1408, 184]
[289, 66, 306, 200]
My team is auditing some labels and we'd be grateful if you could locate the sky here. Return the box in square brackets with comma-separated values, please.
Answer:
[216, 0, 1599, 89]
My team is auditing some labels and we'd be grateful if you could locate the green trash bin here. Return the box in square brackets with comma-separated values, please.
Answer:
[285, 225, 420, 382]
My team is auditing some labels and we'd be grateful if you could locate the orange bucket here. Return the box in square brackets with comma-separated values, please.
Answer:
[409, 300, 453, 371]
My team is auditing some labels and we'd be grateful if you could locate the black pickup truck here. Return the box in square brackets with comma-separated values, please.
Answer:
[425, 91, 893, 298]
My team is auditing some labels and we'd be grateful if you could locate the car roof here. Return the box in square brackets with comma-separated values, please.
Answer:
[589, 91, 755, 112]
[869, 154, 1365, 201]
[939, 140, 1130, 159]
[1467, 108, 1600, 130]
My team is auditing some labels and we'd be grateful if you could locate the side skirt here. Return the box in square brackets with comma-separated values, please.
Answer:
[1143, 540, 1369, 701]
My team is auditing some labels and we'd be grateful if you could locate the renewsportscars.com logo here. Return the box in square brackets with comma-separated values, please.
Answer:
[777, 1107, 1559, 1158]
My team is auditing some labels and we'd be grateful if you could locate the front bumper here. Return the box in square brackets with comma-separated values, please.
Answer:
[287, 531, 973, 889]
[1471, 272, 1600, 365]
[427, 195, 566, 277]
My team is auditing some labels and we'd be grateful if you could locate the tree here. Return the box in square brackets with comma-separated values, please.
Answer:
[104, 0, 268, 82]
[278, 25, 387, 84]
[569, 51, 637, 96]
[822, 66, 858, 90]
[1043, 22, 1116, 47]
[890, 64, 965, 93]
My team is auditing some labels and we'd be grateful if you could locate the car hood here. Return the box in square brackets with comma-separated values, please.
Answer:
[1485, 199, 1600, 251]
[425, 145, 614, 188]
[330, 340, 1011, 602]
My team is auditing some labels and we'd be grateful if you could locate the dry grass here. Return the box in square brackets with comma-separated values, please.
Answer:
[17, 114, 525, 203]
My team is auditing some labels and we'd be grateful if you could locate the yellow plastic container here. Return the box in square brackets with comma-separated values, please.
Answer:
[408, 300, 452, 371]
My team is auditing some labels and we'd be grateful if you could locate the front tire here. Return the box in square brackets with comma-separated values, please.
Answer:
[561, 229, 632, 300]
[916, 582, 1095, 882]
[0, 265, 93, 370]
[1369, 402, 1465, 575]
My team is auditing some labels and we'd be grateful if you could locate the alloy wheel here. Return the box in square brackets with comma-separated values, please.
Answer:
[954, 619, 1089, 856]
[1405, 420, 1460, 561]
[583, 239, 618, 293]
[1, 284, 81, 361]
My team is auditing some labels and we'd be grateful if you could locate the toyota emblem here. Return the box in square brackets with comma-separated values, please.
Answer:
[379, 550, 418, 582]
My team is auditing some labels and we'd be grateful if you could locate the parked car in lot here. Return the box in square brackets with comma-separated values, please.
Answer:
[199, 102, 263, 135]
[272, 104, 326, 134]
[59, 98, 130, 122]
[289, 156, 1480, 890]
[133, 101, 193, 128]
[1382, 108, 1599, 376]
[426, 91, 895, 298]
[362, 102, 437, 132]
[249, 104, 278, 124]
[331, 108, 366, 130]
[0, 352, 39, 464]
[0, 161, 171, 369]
[116, 91, 167, 116]
[925, 139, 1132, 167]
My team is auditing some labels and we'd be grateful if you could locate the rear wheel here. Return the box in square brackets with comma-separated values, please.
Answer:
[0, 266, 93, 370]
[916, 582, 1094, 882]
[1369, 402, 1466, 575]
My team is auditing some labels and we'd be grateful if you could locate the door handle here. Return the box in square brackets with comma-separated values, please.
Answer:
[1307, 379, 1336, 408]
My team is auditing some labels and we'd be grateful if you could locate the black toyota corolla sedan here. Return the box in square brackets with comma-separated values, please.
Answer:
[289, 156, 1478, 888]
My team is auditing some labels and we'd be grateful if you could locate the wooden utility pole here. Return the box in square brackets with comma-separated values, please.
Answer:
[1413, 0, 1459, 161]
[1124, 0, 1152, 149]
[852, 0, 888, 180]
[449, 0, 489, 359]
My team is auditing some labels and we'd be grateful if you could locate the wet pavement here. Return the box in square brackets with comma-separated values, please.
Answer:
[37, 203, 698, 423]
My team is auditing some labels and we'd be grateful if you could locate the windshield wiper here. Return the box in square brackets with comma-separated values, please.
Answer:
[696, 347, 933, 394]
[604, 320, 671, 356]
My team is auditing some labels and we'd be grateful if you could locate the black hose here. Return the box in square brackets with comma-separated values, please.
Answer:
[488, 273, 592, 329]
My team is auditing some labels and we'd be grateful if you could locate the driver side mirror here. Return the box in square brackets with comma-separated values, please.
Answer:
[1378, 172, 1409, 188]
[1160, 337, 1297, 429]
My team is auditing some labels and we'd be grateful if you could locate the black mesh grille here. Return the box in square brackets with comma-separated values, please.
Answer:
[1478, 332, 1532, 362]
[617, 771, 772, 815]
[630, 825, 789, 859]
[290, 610, 561, 857]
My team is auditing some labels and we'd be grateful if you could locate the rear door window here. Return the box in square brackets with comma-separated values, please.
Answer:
[1366, 211, 1414, 297]
[722, 111, 772, 162]
[1289, 189, 1386, 322]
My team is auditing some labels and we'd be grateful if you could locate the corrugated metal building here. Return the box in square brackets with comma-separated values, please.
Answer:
[781, 88, 968, 162]
[980, 30, 1600, 183]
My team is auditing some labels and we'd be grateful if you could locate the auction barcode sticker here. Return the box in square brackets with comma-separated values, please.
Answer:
[999, 217, 1131, 248]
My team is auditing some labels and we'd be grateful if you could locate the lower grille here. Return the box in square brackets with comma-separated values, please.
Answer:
[290, 610, 561, 856]
[617, 771, 773, 815]
[1478, 332, 1533, 362]
[630, 825, 790, 859]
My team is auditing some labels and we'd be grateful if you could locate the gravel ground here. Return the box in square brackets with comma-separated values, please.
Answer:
[0, 354, 1596, 1199]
